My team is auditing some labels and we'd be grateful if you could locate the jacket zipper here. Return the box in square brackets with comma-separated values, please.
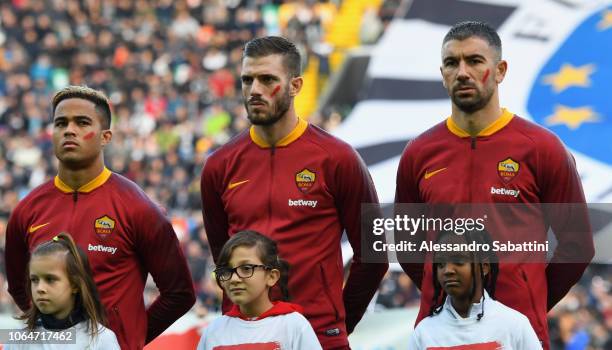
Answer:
[469, 136, 476, 202]
[320, 264, 340, 321]
[521, 269, 545, 331]
[268, 146, 276, 233]
[69, 191, 78, 234]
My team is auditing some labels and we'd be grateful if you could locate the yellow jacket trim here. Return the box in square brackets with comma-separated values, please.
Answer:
[54, 167, 112, 193]
[250, 118, 308, 148]
[446, 108, 514, 138]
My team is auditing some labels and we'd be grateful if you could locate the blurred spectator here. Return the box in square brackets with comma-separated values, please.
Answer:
[549, 266, 612, 350]
[376, 271, 420, 309]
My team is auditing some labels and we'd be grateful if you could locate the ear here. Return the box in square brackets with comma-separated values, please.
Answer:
[495, 60, 507, 84]
[440, 66, 446, 88]
[101, 129, 113, 147]
[289, 76, 303, 97]
[266, 268, 281, 288]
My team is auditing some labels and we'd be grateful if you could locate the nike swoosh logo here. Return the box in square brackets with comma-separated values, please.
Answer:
[29, 223, 50, 233]
[227, 180, 250, 190]
[424, 168, 447, 180]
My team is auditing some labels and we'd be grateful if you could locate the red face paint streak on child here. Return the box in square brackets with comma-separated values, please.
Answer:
[270, 85, 280, 97]
[83, 132, 95, 140]
[481, 69, 490, 84]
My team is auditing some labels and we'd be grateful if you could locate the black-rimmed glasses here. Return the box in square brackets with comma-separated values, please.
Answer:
[214, 264, 271, 281]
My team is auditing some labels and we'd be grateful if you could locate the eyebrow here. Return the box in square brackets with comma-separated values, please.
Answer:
[464, 54, 486, 60]
[436, 252, 472, 259]
[241, 73, 278, 80]
[30, 272, 60, 278]
[444, 53, 486, 60]
[54, 115, 94, 121]
[231, 259, 259, 266]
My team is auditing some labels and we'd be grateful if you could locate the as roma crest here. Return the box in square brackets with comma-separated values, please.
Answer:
[94, 215, 116, 237]
[498, 158, 519, 183]
[295, 168, 316, 193]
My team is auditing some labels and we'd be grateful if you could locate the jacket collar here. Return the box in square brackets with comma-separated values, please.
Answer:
[54, 167, 112, 193]
[39, 305, 86, 330]
[226, 301, 304, 321]
[444, 290, 490, 320]
[446, 108, 514, 138]
[249, 118, 308, 148]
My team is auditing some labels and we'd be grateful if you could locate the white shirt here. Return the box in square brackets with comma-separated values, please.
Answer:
[4, 322, 120, 350]
[408, 291, 542, 350]
[197, 311, 322, 350]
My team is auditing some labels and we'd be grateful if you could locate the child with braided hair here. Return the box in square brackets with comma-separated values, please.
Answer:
[408, 229, 541, 349]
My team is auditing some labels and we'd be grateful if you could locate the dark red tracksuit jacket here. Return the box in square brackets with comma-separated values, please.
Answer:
[201, 118, 388, 349]
[395, 109, 594, 350]
[5, 168, 196, 350]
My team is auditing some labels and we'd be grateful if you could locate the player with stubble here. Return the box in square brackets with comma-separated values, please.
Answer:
[395, 21, 594, 350]
[201, 36, 388, 350]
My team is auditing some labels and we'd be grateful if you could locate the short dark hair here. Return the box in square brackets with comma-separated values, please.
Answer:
[443, 21, 502, 60]
[52, 86, 112, 129]
[243, 36, 302, 78]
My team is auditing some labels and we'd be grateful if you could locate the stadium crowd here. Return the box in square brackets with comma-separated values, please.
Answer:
[0, 1, 608, 349]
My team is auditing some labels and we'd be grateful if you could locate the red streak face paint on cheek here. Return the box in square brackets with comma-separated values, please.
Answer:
[271, 85, 280, 97]
[481, 69, 490, 84]
[83, 132, 95, 140]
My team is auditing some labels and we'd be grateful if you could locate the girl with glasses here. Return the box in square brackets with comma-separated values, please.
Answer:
[197, 230, 321, 349]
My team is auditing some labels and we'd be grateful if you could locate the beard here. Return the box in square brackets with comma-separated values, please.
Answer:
[451, 84, 494, 114]
[245, 86, 291, 126]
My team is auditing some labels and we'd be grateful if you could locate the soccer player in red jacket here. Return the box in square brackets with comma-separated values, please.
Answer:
[395, 22, 594, 350]
[5, 86, 196, 350]
[201, 36, 388, 350]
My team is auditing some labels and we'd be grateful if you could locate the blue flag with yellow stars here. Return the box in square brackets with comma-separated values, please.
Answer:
[528, 6, 612, 166]
[335, 1, 612, 203]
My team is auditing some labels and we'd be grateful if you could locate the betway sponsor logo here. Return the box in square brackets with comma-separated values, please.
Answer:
[88, 244, 118, 255]
[288, 199, 318, 208]
[491, 186, 520, 198]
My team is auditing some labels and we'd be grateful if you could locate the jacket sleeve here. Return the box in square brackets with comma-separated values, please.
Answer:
[93, 326, 121, 350]
[200, 155, 230, 263]
[515, 314, 544, 350]
[133, 199, 196, 343]
[336, 147, 388, 334]
[201, 155, 234, 313]
[407, 329, 421, 350]
[538, 137, 594, 310]
[293, 314, 323, 349]
[395, 141, 425, 289]
[5, 204, 31, 312]
[196, 324, 209, 350]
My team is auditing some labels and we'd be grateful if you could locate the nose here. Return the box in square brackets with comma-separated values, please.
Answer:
[456, 61, 470, 81]
[442, 264, 456, 275]
[228, 270, 242, 283]
[249, 79, 264, 98]
[35, 281, 47, 294]
[64, 121, 77, 136]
